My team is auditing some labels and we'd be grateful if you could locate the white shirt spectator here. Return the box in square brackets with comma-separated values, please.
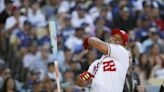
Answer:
[58, 0, 76, 13]
[65, 35, 83, 53]
[12, 0, 21, 7]
[89, 7, 100, 20]
[142, 39, 163, 53]
[89, 6, 113, 21]
[31, 52, 54, 73]
[23, 53, 37, 70]
[71, 11, 93, 28]
[0, 0, 5, 13]
[48, 71, 63, 82]
[58, 0, 70, 13]
[5, 16, 27, 30]
[28, 9, 47, 27]
[155, 68, 164, 79]
[56, 50, 65, 70]
[132, 0, 144, 11]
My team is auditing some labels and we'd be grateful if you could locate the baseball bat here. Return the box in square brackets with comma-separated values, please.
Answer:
[49, 19, 61, 92]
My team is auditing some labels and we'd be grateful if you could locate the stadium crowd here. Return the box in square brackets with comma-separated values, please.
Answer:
[0, 0, 164, 92]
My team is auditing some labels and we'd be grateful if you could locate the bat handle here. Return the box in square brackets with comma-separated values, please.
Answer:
[54, 61, 61, 92]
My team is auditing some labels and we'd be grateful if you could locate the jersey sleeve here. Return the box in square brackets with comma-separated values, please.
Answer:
[87, 60, 99, 75]
[107, 43, 129, 61]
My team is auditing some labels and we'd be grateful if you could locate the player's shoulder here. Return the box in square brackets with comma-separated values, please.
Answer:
[110, 43, 128, 51]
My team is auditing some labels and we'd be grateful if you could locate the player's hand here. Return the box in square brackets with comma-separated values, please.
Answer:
[83, 37, 89, 49]
[80, 71, 94, 81]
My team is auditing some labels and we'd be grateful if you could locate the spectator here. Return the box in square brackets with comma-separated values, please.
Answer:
[61, 16, 75, 42]
[12, 21, 32, 56]
[62, 70, 75, 92]
[27, 1, 46, 27]
[148, 44, 162, 68]
[0, 66, 10, 89]
[130, 44, 140, 65]
[55, 34, 65, 70]
[1, 77, 18, 92]
[22, 41, 38, 70]
[136, 54, 151, 85]
[21, 71, 39, 91]
[80, 50, 97, 71]
[62, 48, 73, 72]
[0, 67, 12, 86]
[99, 4, 113, 28]
[135, 15, 150, 42]
[142, 27, 164, 53]
[71, 5, 93, 28]
[113, 7, 136, 32]
[0, 0, 5, 13]
[91, 17, 110, 38]
[0, 0, 13, 27]
[153, 54, 164, 79]
[65, 27, 84, 53]
[69, 62, 82, 76]
[123, 51, 145, 92]
[47, 62, 63, 82]
[42, 76, 55, 92]
[31, 80, 42, 92]
[37, 27, 50, 46]
[63, 85, 75, 92]
[5, 6, 27, 34]
[31, 44, 54, 80]
[42, 0, 57, 20]
[89, 0, 103, 20]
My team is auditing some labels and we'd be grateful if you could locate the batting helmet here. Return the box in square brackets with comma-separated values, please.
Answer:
[111, 28, 128, 46]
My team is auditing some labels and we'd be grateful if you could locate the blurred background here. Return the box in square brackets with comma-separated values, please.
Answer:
[0, 0, 164, 92]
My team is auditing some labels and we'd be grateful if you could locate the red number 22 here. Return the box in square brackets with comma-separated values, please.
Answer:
[103, 60, 116, 72]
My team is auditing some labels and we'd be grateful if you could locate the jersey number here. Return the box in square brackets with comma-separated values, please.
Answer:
[103, 60, 116, 72]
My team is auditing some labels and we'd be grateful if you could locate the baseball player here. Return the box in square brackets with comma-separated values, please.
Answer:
[79, 28, 129, 92]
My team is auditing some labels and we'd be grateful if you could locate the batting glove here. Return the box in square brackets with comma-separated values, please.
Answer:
[83, 37, 89, 49]
[80, 71, 94, 81]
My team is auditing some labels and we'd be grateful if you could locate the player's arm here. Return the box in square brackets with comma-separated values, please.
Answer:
[76, 72, 93, 87]
[83, 37, 109, 55]
[78, 60, 98, 87]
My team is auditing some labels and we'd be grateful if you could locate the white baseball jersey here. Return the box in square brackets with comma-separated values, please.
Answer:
[88, 43, 129, 92]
